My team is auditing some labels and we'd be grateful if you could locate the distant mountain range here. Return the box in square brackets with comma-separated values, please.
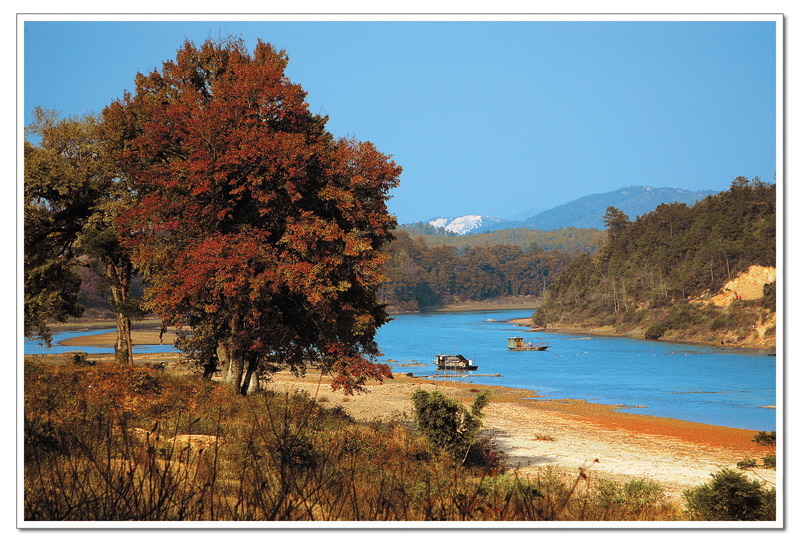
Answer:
[423, 186, 718, 235]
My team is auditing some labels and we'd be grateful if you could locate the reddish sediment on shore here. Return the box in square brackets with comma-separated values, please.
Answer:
[515, 395, 768, 456]
[404, 376, 767, 456]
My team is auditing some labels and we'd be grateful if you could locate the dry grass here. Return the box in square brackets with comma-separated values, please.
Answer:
[24, 360, 685, 522]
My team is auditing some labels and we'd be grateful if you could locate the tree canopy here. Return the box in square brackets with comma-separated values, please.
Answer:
[602, 206, 630, 242]
[380, 231, 576, 311]
[105, 37, 401, 393]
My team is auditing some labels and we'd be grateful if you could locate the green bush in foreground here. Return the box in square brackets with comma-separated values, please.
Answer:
[411, 388, 491, 464]
[683, 468, 776, 521]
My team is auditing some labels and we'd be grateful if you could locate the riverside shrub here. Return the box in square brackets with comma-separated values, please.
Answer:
[411, 389, 491, 464]
[683, 468, 776, 521]
[753, 431, 777, 470]
[644, 324, 667, 340]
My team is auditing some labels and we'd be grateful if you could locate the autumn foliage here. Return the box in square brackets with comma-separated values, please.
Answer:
[104, 38, 401, 393]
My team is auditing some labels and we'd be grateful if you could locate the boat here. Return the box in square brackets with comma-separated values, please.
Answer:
[507, 336, 549, 351]
[434, 354, 478, 371]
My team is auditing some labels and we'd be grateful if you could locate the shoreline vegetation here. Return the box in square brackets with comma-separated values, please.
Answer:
[532, 180, 776, 352]
[25, 353, 777, 521]
[508, 318, 778, 352]
[28, 323, 777, 509]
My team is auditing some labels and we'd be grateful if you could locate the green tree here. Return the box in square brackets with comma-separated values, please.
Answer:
[24, 108, 137, 362]
[602, 206, 630, 242]
[683, 468, 776, 521]
[24, 203, 84, 346]
[644, 323, 667, 340]
[532, 308, 547, 327]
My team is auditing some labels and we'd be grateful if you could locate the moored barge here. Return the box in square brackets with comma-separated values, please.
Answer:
[434, 354, 478, 371]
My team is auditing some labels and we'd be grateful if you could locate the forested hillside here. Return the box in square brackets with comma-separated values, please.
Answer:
[399, 225, 606, 254]
[379, 231, 576, 311]
[536, 178, 776, 345]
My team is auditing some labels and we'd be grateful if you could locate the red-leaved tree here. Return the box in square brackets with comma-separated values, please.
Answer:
[103, 37, 401, 394]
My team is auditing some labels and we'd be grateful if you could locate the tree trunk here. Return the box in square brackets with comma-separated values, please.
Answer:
[247, 373, 260, 395]
[217, 341, 231, 381]
[229, 357, 245, 392]
[219, 341, 245, 392]
[108, 260, 133, 365]
[202, 356, 217, 380]
[240, 356, 260, 395]
[113, 309, 133, 365]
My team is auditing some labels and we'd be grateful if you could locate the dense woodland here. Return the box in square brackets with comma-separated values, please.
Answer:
[379, 231, 576, 311]
[399, 223, 606, 253]
[536, 177, 776, 333]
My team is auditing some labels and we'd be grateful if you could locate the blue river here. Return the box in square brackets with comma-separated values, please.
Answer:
[374, 310, 777, 431]
[24, 328, 177, 355]
[25, 310, 777, 430]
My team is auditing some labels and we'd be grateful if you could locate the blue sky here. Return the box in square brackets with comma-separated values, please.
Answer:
[23, 19, 777, 224]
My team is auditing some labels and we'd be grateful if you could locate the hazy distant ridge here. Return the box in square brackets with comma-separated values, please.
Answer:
[524, 186, 717, 230]
[474, 186, 718, 233]
[417, 186, 718, 235]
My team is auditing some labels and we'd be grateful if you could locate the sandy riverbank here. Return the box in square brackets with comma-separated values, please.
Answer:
[264, 368, 775, 501]
[58, 324, 186, 347]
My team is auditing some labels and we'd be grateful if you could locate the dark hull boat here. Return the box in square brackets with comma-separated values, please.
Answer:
[434, 354, 478, 371]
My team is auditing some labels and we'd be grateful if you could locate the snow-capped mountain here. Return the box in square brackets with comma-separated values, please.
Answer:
[428, 215, 502, 235]
[428, 217, 450, 229]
